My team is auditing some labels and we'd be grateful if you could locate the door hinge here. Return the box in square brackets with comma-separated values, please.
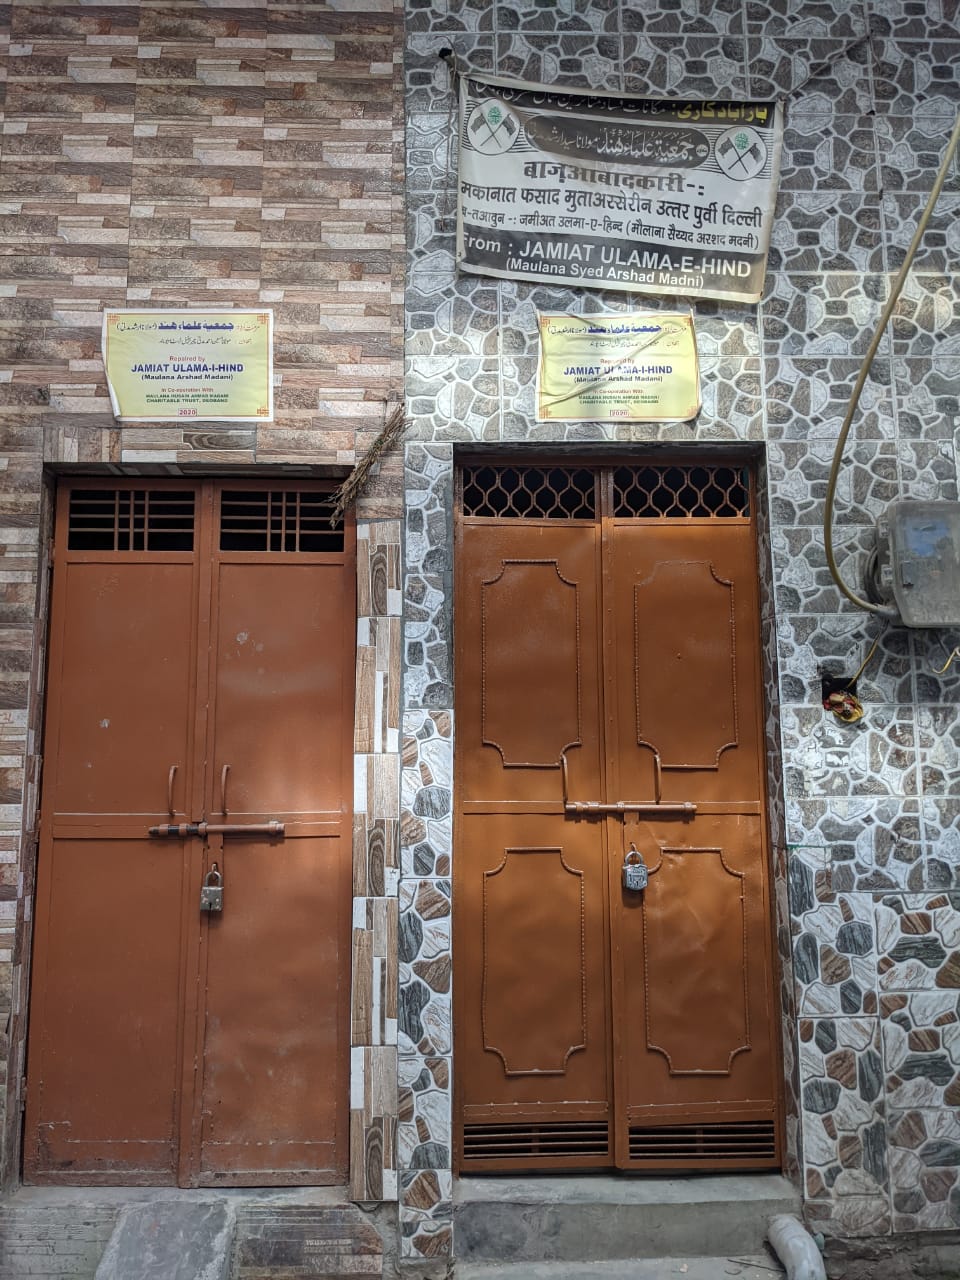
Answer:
[20, 1076, 27, 1110]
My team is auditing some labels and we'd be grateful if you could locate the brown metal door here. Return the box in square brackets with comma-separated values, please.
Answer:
[454, 460, 781, 1174]
[24, 481, 353, 1186]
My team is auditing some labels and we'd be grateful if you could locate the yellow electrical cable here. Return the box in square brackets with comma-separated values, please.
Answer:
[822, 112, 960, 615]
[933, 644, 960, 675]
[846, 624, 887, 687]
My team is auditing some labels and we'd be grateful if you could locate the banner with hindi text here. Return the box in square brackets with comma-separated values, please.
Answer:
[456, 74, 782, 304]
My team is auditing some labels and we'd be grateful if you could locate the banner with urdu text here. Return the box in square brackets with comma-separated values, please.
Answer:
[456, 74, 782, 303]
[102, 310, 273, 422]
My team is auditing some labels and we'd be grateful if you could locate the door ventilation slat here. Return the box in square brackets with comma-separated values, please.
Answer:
[220, 490, 343, 552]
[461, 465, 597, 520]
[614, 464, 750, 518]
[463, 1123, 609, 1161]
[628, 1122, 776, 1163]
[67, 489, 196, 551]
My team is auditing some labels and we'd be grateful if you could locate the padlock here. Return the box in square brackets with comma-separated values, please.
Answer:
[621, 842, 648, 892]
[200, 863, 224, 913]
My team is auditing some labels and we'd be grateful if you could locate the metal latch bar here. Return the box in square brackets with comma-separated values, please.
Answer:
[560, 754, 696, 818]
[148, 821, 285, 837]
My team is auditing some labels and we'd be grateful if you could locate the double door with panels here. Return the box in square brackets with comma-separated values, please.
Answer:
[25, 480, 353, 1186]
[455, 460, 782, 1173]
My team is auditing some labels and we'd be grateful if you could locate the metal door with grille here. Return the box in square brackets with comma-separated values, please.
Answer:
[454, 459, 782, 1173]
[25, 480, 353, 1186]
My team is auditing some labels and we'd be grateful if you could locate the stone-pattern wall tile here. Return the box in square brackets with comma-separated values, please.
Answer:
[764, 356, 895, 441]
[897, 439, 958, 503]
[397, 847, 452, 1257]
[406, 356, 502, 441]
[698, 356, 764, 438]
[399, 878, 452, 1058]
[769, 439, 899, 527]
[769, 193, 883, 274]
[406, 278, 500, 356]
[406, 37, 495, 113]
[762, 274, 888, 355]
[399, 1169, 453, 1259]
[872, 37, 960, 118]
[799, 1017, 888, 1201]
[916, 706, 960, 796]
[620, 35, 748, 99]
[876, 893, 960, 993]
[402, 711, 453, 879]
[397, 0, 960, 1261]
[881, 991, 960, 1112]
[404, 444, 454, 710]
[747, 36, 873, 115]
[774, 118, 879, 194]
[805, 1192, 892, 1238]
[875, 116, 960, 196]
[398, 1055, 451, 1171]
[624, 0, 742, 36]
[780, 705, 919, 800]
[788, 799, 924, 893]
[882, 193, 960, 274]
[921, 801, 960, 891]
[792, 894, 878, 1018]
[892, 357, 960, 442]
[893, 276, 960, 358]
[496, 33, 624, 92]
[888, 1108, 960, 1230]
[771, 523, 879, 616]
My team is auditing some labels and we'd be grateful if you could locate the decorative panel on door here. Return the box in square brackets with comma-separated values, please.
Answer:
[454, 460, 781, 1174]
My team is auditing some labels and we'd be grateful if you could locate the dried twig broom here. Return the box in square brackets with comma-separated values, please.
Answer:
[329, 399, 406, 527]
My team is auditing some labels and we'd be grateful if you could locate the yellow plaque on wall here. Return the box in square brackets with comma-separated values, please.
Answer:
[537, 311, 700, 423]
[102, 310, 273, 422]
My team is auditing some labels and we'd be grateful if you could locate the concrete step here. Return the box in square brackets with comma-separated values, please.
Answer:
[231, 1204, 383, 1278]
[0, 1204, 118, 1280]
[455, 1256, 786, 1279]
[95, 1201, 234, 1280]
[454, 1175, 801, 1263]
[0, 1190, 383, 1280]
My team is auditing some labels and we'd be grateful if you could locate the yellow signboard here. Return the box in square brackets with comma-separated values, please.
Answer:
[102, 310, 273, 422]
[536, 311, 700, 423]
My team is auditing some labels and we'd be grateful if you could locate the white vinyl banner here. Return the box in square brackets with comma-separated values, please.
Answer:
[456, 73, 782, 304]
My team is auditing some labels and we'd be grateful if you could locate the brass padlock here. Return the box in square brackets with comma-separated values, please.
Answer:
[622, 842, 648, 892]
[200, 863, 224, 913]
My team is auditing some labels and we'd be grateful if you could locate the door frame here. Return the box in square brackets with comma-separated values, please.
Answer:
[450, 448, 788, 1175]
[19, 472, 357, 1188]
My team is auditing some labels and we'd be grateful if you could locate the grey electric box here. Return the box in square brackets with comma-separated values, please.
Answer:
[874, 500, 960, 627]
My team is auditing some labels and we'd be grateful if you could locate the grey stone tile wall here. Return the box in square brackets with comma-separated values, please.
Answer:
[401, 0, 960, 1261]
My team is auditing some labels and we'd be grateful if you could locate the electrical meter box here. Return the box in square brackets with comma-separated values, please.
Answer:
[875, 500, 960, 627]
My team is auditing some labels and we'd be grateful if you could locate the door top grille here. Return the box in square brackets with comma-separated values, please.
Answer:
[67, 489, 195, 552]
[65, 486, 346, 554]
[614, 464, 750, 518]
[461, 465, 597, 520]
[219, 490, 343, 553]
[459, 463, 750, 521]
